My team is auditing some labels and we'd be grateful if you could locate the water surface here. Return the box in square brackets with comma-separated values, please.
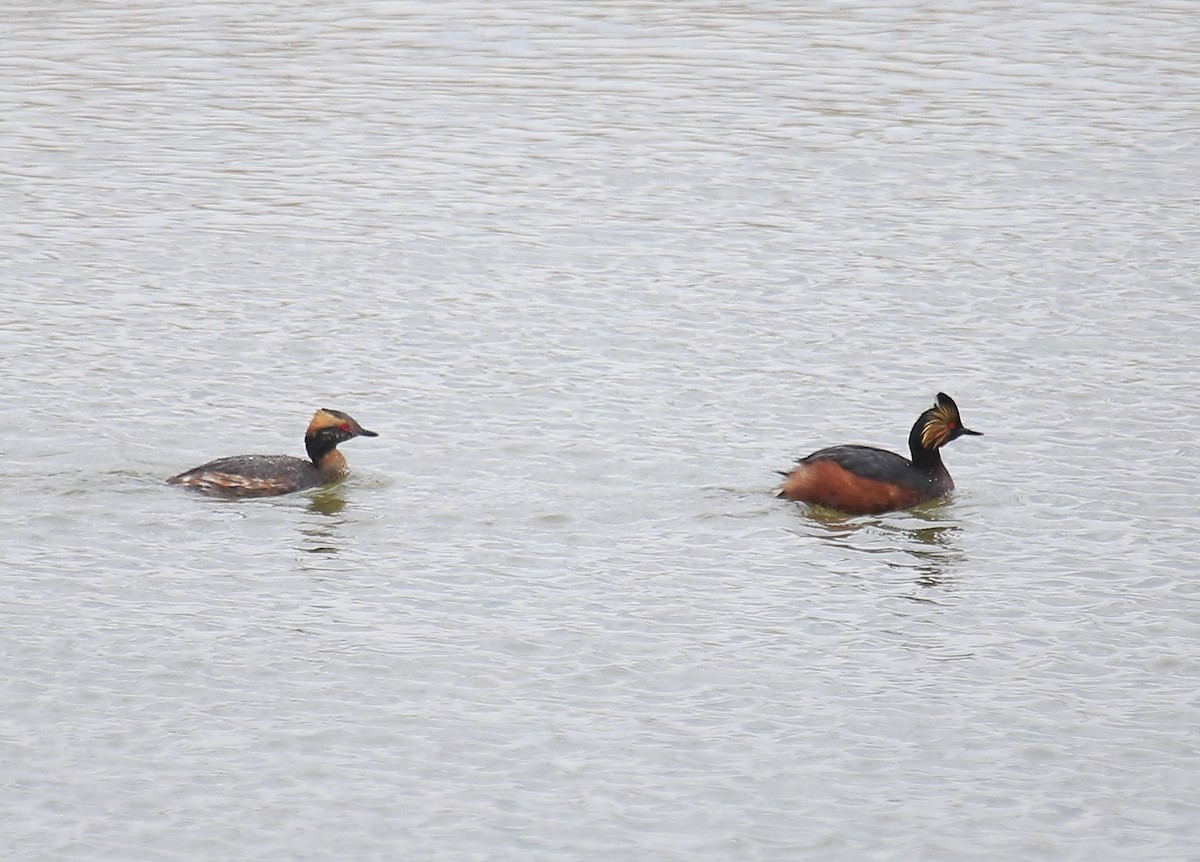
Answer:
[2, 2, 1198, 860]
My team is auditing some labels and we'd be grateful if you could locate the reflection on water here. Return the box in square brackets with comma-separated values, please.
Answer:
[786, 501, 966, 589]
[901, 523, 965, 590]
[307, 488, 348, 517]
[300, 488, 350, 554]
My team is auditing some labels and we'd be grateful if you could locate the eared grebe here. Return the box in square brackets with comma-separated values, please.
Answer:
[167, 408, 378, 498]
[776, 393, 981, 515]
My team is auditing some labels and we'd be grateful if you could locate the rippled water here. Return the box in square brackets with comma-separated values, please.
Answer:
[3, 1, 1199, 859]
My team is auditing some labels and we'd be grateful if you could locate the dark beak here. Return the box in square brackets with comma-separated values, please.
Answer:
[358, 428, 379, 438]
[961, 427, 982, 436]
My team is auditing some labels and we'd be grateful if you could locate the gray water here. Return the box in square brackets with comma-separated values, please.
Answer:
[3, 2, 1199, 860]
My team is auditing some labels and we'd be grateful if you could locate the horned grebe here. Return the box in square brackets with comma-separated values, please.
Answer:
[167, 408, 378, 498]
[776, 393, 981, 515]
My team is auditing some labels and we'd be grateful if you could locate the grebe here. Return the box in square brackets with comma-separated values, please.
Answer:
[777, 393, 981, 515]
[167, 408, 378, 498]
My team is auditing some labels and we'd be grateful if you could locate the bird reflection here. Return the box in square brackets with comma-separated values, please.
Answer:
[788, 503, 966, 590]
[298, 488, 349, 555]
[308, 487, 348, 516]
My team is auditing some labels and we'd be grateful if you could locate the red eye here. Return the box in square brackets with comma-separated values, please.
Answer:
[340, 423, 351, 432]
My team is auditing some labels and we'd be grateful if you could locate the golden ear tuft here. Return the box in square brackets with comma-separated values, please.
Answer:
[920, 393, 961, 449]
[307, 409, 349, 434]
